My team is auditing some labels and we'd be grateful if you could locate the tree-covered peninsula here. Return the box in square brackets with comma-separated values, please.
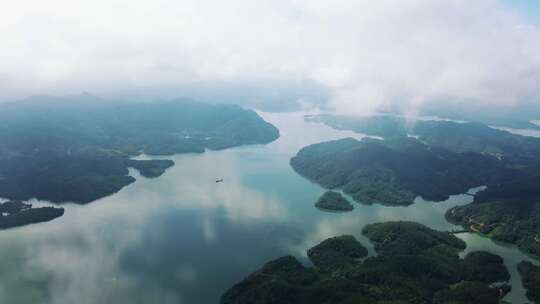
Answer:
[518, 261, 540, 304]
[446, 176, 540, 257]
[290, 137, 516, 206]
[413, 120, 540, 165]
[0, 94, 279, 205]
[221, 221, 510, 304]
[315, 191, 354, 211]
[0, 200, 64, 229]
[306, 114, 540, 165]
[305, 114, 408, 138]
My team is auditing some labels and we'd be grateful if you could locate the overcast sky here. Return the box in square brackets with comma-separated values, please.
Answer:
[2, 0, 540, 114]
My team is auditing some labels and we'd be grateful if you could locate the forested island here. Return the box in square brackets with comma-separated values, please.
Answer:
[315, 191, 354, 211]
[0, 94, 279, 207]
[0, 200, 64, 229]
[221, 221, 510, 304]
[297, 114, 540, 262]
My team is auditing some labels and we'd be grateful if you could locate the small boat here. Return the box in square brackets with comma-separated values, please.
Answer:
[215, 179, 224, 183]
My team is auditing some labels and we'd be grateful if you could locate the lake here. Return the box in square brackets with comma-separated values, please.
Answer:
[0, 112, 537, 304]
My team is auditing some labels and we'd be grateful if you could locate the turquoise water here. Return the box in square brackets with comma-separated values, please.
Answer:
[0, 112, 536, 303]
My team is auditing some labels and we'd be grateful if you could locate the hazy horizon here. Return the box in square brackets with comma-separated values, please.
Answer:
[2, 0, 540, 116]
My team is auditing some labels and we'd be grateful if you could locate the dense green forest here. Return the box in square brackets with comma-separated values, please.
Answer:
[0, 200, 64, 229]
[305, 114, 408, 137]
[290, 137, 518, 206]
[419, 101, 540, 131]
[298, 115, 540, 256]
[413, 120, 540, 165]
[0, 94, 279, 205]
[446, 176, 540, 257]
[314, 191, 354, 211]
[518, 261, 540, 303]
[124, 159, 175, 178]
[307, 114, 540, 165]
[221, 221, 510, 304]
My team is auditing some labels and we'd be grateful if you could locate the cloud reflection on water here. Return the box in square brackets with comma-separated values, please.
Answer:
[0, 140, 295, 303]
[0, 112, 537, 304]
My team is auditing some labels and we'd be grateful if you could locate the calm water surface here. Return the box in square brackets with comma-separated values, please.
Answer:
[0, 112, 537, 303]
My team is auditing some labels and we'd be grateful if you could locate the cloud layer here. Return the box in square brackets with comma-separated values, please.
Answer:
[2, 0, 540, 113]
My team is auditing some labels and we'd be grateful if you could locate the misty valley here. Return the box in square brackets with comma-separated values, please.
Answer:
[1, 96, 540, 304]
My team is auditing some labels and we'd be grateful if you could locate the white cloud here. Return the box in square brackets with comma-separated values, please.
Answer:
[1, 0, 540, 113]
